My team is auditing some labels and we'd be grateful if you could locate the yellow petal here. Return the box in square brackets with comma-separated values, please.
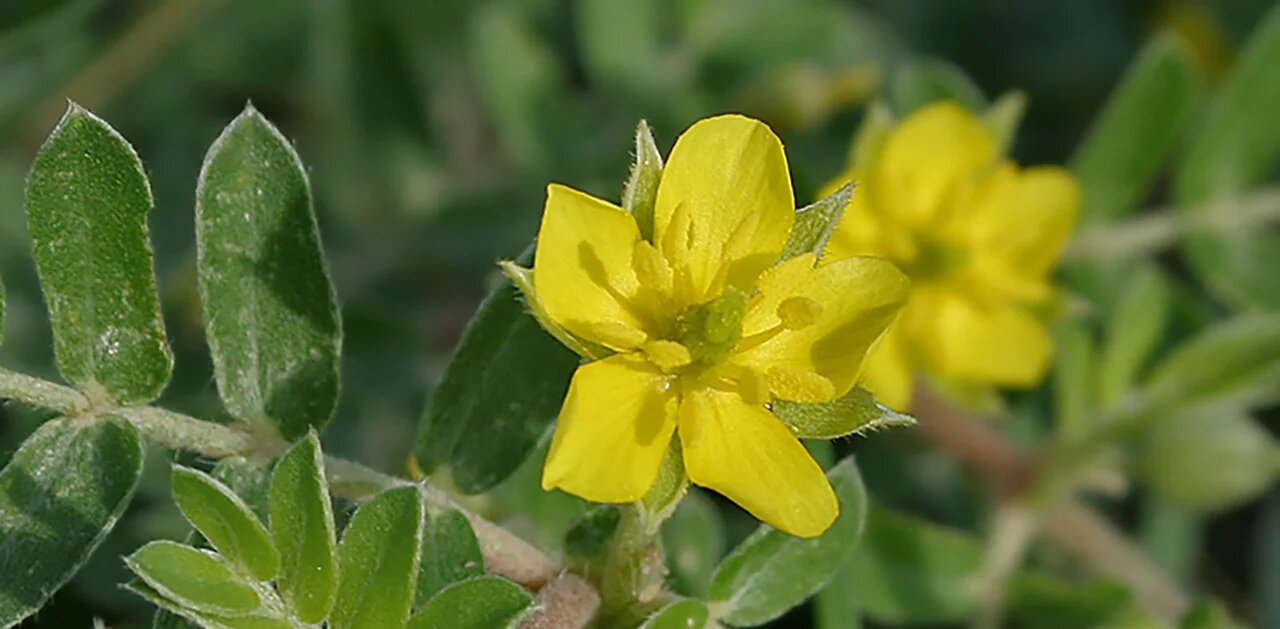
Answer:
[654, 115, 795, 302]
[823, 170, 916, 263]
[918, 291, 1052, 386]
[678, 388, 836, 537]
[968, 165, 1080, 278]
[858, 324, 916, 411]
[736, 256, 909, 399]
[542, 354, 678, 502]
[874, 102, 995, 227]
[533, 184, 652, 347]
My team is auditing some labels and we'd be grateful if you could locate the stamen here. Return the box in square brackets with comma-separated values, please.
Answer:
[582, 320, 647, 350]
[642, 340, 692, 371]
[777, 296, 823, 330]
[662, 201, 693, 270]
[632, 240, 673, 294]
[767, 366, 836, 403]
[736, 367, 771, 406]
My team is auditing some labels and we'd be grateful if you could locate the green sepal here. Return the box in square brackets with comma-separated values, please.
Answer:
[499, 260, 609, 360]
[982, 90, 1027, 157]
[622, 119, 664, 242]
[772, 387, 915, 439]
[779, 183, 852, 263]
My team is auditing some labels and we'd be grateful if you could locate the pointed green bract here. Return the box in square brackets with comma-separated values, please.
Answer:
[196, 105, 342, 439]
[772, 387, 915, 440]
[639, 599, 709, 629]
[622, 119, 664, 242]
[268, 432, 336, 623]
[332, 486, 424, 629]
[24, 103, 172, 405]
[125, 542, 261, 617]
[414, 256, 579, 493]
[1098, 265, 1170, 405]
[416, 509, 485, 604]
[779, 184, 851, 263]
[1175, 4, 1280, 309]
[0, 416, 144, 627]
[709, 457, 867, 625]
[171, 466, 278, 581]
[982, 90, 1026, 156]
[406, 577, 535, 629]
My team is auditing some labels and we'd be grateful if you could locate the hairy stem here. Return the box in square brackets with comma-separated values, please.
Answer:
[1064, 187, 1280, 264]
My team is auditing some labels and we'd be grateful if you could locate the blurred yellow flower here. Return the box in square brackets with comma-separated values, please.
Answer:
[526, 115, 907, 537]
[822, 102, 1080, 411]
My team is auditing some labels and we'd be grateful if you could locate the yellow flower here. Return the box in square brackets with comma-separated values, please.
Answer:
[526, 115, 908, 537]
[823, 101, 1080, 411]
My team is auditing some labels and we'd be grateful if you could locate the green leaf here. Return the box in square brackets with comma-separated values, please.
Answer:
[269, 432, 336, 624]
[563, 505, 623, 562]
[332, 486, 424, 629]
[125, 541, 261, 616]
[814, 557, 861, 629]
[0, 416, 143, 627]
[639, 599, 710, 629]
[414, 260, 579, 493]
[662, 490, 724, 599]
[1140, 405, 1278, 512]
[171, 466, 278, 581]
[1052, 321, 1095, 435]
[127, 580, 291, 629]
[1098, 265, 1170, 406]
[0, 274, 5, 346]
[1175, 4, 1280, 309]
[416, 509, 484, 604]
[212, 457, 274, 524]
[849, 505, 983, 624]
[24, 103, 172, 405]
[406, 576, 536, 629]
[1006, 575, 1136, 629]
[1180, 599, 1249, 629]
[772, 387, 915, 439]
[889, 58, 986, 115]
[196, 105, 342, 440]
[622, 119, 664, 242]
[779, 184, 851, 263]
[1072, 35, 1199, 223]
[1143, 313, 1280, 410]
[709, 457, 867, 626]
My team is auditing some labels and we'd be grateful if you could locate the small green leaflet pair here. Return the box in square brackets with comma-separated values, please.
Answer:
[24, 101, 341, 437]
[414, 119, 914, 498]
[127, 433, 537, 629]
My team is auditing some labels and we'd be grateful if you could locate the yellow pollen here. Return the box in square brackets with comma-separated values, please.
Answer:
[767, 367, 836, 403]
[632, 240, 673, 293]
[776, 296, 823, 330]
[583, 320, 647, 350]
[642, 340, 692, 371]
[737, 368, 771, 406]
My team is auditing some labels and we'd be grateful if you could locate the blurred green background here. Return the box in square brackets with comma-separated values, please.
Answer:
[2, 0, 1279, 627]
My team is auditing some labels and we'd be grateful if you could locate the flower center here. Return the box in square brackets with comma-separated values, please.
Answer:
[902, 234, 969, 282]
[672, 289, 747, 365]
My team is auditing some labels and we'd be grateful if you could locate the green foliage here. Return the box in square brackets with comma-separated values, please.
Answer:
[414, 263, 578, 494]
[772, 386, 915, 439]
[1052, 321, 1096, 434]
[126, 542, 263, 616]
[1143, 313, 1280, 411]
[1071, 35, 1199, 223]
[195, 105, 342, 440]
[1098, 265, 1172, 406]
[171, 466, 279, 581]
[268, 432, 337, 624]
[639, 599, 710, 628]
[0, 417, 143, 627]
[1140, 406, 1279, 512]
[24, 103, 172, 405]
[662, 490, 725, 599]
[332, 486, 424, 629]
[416, 509, 484, 604]
[405, 576, 536, 629]
[708, 457, 867, 626]
[779, 183, 851, 262]
[1175, 3, 1280, 309]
